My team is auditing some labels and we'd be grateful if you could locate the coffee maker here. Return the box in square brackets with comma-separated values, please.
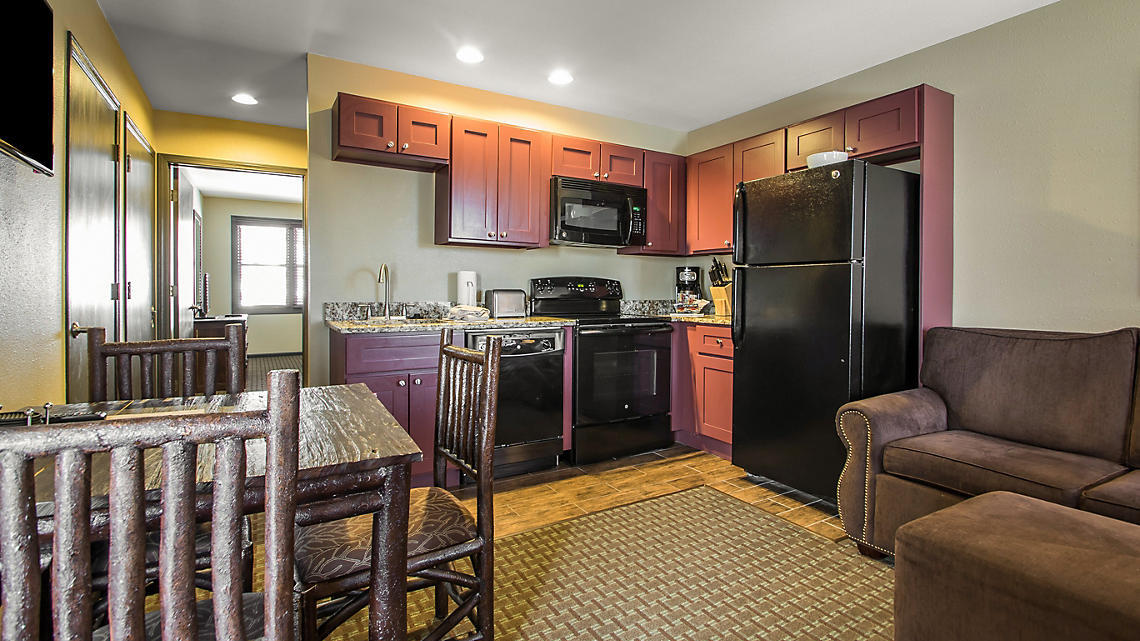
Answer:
[676, 266, 702, 305]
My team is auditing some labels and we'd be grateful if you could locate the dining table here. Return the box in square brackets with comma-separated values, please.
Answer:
[26, 383, 422, 641]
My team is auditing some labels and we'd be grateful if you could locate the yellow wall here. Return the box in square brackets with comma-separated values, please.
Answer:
[0, 0, 156, 406]
[683, 0, 1140, 332]
[154, 110, 307, 169]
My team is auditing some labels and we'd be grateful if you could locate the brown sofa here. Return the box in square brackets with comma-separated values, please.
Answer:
[835, 326, 1140, 555]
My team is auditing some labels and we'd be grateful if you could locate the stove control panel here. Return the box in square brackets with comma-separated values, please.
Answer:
[531, 276, 622, 300]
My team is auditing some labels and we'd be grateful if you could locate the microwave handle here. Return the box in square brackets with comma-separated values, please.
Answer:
[621, 197, 635, 245]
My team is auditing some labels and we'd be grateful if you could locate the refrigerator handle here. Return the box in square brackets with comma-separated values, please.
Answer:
[732, 182, 746, 265]
[731, 267, 744, 349]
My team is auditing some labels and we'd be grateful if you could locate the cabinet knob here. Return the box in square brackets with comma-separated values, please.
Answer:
[487, 232, 495, 238]
[646, 242, 653, 247]
[402, 143, 410, 150]
[845, 146, 855, 153]
[715, 338, 724, 346]
[723, 240, 731, 247]
[397, 379, 406, 387]
[500, 231, 507, 238]
[413, 378, 422, 385]
[603, 172, 609, 179]
[593, 172, 600, 178]
[387, 141, 395, 148]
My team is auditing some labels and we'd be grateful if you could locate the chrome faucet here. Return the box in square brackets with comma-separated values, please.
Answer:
[377, 263, 391, 321]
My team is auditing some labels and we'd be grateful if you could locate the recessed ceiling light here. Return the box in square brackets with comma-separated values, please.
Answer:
[548, 69, 573, 85]
[231, 93, 258, 105]
[456, 45, 484, 64]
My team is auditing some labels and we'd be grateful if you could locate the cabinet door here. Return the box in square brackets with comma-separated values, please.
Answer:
[600, 142, 644, 186]
[349, 372, 410, 427]
[398, 105, 451, 159]
[408, 372, 439, 478]
[639, 151, 684, 254]
[734, 130, 785, 184]
[447, 117, 498, 242]
[498, 125, 552, 246]
[786, 111, 844, 170]
[551, 135, 601, 180]
[844, 88, 918, 157]
[695, 354, 733, 444]
[336, 92, 397, 153]
[685, 144, 734, 253]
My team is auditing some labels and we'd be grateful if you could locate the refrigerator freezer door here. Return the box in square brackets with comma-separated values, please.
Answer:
[734, 160, 864, 266]
[731, 263, 861, 502]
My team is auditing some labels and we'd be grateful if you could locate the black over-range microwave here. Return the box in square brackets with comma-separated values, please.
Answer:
[550, 176, 647, 248]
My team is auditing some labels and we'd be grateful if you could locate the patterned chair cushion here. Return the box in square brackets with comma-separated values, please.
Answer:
[295, 486, 476, 584]
[91, 592, 266, 641]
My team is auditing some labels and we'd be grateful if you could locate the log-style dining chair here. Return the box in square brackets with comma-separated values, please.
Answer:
[84, 323, 253, 602]
[293, 329, 501, 641]
[0, 369, 300, 641]
[85, 323, 246, 401]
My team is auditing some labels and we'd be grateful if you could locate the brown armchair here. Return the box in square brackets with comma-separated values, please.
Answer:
[836, 326, 1140, 556]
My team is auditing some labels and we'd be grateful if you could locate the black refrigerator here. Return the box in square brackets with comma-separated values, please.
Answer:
[730, 160, 919, 502]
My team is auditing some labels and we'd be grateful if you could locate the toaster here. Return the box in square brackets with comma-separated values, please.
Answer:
[485, 289, 527, 318]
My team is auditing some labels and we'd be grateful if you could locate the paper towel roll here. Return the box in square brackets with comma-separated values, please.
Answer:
[457, 271, 477, 307]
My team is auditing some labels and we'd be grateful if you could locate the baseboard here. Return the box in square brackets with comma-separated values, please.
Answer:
[248, 351, 302, 358]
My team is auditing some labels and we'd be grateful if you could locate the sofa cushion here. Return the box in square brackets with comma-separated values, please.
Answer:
[883, 430, 1126, 506]
[921, 327, 1139, 462]
[1081, 470, 1140, 525]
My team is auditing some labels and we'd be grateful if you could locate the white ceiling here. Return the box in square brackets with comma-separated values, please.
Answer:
[180, 166, 303, 203]
[98, 0, 1056, 131]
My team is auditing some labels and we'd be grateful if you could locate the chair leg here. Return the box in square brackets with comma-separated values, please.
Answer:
[434, 577, 448, 622]
[475, 549, 493, 641]
[299, 591, 320, 641]
[242, 542, 255, 592]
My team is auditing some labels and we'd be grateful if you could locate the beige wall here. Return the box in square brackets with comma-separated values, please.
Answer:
[200, 196, 304, 355]
[685, 0, 1140, 332]
[0, 0, 155, 406]
[306, 55, 695, 385]
[154, 110, 307, 169]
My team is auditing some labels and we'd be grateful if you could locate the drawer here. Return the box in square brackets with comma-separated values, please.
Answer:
[692, 326, 733, 358]
[345, 332, 443, 375]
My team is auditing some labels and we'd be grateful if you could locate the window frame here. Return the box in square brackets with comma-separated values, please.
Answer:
[230, 215, 305, 315]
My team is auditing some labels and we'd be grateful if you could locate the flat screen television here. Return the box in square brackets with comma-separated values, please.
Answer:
[0, 0, 54, 175]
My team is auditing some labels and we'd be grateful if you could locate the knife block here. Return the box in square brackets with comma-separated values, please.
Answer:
[710, 285, 732, 316]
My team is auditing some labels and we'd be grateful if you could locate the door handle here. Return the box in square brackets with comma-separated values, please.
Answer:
[69, 323, 94, 338]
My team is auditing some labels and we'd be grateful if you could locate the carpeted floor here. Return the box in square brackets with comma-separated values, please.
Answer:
[328, 486, 893, 640]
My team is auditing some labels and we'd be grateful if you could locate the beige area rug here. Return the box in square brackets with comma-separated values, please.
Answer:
[330, 485, 893, 640]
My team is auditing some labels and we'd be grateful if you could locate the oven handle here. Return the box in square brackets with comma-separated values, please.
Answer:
[498, 347, 565, 359]
[579, 325, 674, 337]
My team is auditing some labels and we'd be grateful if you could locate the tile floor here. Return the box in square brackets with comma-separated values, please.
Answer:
[452, 444, 848, 542]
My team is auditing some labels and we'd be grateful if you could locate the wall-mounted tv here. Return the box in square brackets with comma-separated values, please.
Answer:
[0, 0, 54, 175]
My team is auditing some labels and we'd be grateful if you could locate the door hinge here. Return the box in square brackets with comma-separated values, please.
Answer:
[110, 282, 121, 301]
[170, 188, 177, 202]
[125, 153, 132, 172]
[111, 143, 120, 161]
[169, 284, 177, 297]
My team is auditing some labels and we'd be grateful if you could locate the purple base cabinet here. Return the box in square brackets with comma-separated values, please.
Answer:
[330, 330, 464, 486]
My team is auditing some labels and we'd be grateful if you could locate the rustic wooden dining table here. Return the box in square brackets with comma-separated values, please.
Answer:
[28, 383, 421, 641]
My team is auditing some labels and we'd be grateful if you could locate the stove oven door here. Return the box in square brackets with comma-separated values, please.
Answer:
[574, 324, 673, 425]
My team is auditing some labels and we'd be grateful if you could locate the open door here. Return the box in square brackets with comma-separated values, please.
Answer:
[123, 115, 156, 342]
[65, 36, 120, 403]
[171, 166, 199, 338]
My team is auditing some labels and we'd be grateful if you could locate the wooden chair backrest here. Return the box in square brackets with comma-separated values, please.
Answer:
[433, 330, 501, 528]
[0, 369, 299, 641]
[86, 323, 246, 401]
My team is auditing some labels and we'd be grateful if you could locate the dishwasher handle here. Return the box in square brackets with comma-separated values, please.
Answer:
[579, 325, 674, 337]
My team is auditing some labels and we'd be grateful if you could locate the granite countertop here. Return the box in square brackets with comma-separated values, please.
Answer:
[668, 314, 733, 326]
[326, 315, 577, 334]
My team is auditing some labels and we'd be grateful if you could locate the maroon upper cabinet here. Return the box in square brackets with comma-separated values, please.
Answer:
[397, 105, 451, 159]
[786, 111, 845, 171]
[733, 129, 785, 184]
[686, 144, 734, 254]
[437, 117, 498, 244]
[844, 88, 919, 158]
[551, 135, 602, 180]
[335, 92, 398, 154]
[497, 125, 552, 247]
[620, 151, 684, 255]
[600, 143, 644, 186]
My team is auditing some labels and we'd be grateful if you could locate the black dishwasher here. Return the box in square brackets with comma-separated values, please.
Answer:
[466, 329, 565, 476]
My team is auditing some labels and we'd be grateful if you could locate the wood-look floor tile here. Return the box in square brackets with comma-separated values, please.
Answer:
[667, 473, 707, 491]
[805, 519, 848, 542]
[592, 466, 650, 491]
[780, 505, 832, 527]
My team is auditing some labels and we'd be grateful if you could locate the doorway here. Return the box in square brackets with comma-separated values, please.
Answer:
[157, 157, 307, 389]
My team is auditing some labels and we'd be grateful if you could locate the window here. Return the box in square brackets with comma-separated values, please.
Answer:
[231, 216, 305, 314]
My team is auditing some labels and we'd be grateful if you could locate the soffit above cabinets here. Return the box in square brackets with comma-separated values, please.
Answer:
[98, 0, 1056, 130]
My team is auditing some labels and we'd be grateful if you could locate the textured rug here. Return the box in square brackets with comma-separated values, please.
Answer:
[372, 485, 892, 640]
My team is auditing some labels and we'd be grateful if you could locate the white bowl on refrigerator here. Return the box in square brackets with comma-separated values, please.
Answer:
[806, 151, 849, 168]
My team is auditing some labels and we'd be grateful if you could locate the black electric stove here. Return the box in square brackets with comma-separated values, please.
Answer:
[530, 277, 674, 464]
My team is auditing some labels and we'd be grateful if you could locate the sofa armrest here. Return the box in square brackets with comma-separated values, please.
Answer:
[835, 388, 948, 553]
